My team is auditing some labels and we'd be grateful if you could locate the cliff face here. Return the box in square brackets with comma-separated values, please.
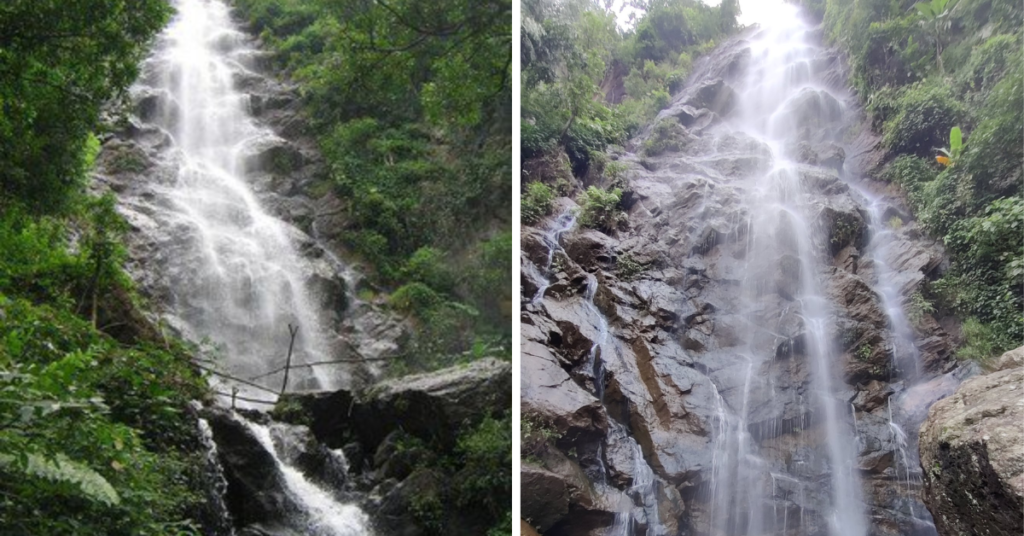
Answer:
[521, 20, 964, 536]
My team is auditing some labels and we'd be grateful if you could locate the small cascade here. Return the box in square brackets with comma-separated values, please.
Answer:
[242, 417, 372, 535]
[856, 189, 925, 380]
[583, 273, 611, 400]
[606, 424, 664, 536]
[576, 257, 663, 535]
[531, 210, 577, 303]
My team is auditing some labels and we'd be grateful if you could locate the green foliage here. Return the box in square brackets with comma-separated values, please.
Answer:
[403, 247, 456, 295]
[0, 294, 207, 535]
[522, 0, 738, 177]
[881, 82, 965, 156]
[959, 61, 1024, 200]
[576, 186, 624, 233]
[643, 119, 691, 156]
[454, 414, 511, 522]
[954, 34, 1022, 100]
[907, 291, 936, 330]
[234, 0, 511, 375]
[955, 317, 1006, 361]
[616, 253, 645, 281]
[522, 182, 555, 224]
[520, 414, 560, 464]
[0, 0, 171, 214]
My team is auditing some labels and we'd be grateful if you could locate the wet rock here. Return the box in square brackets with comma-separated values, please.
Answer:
[563, 229, 619, 272]
[771, 87, 845, 141]
[290, 359, 511, 453]
[853, 380, 893, 413]
[683, 78, 738, 116]
[774, 253, 802, 300]
[815, 197, 867, 255]
[373, 430, 438, 481]
[240, 136, 305, 175]
[204, 409, 299, 527]
[522, 340, 608, 440]
[789, 141, 846, 174]
[371, 468, 445, 536]
[351, 358, 511, 452]
[919, 365, 1024, 536]
[521, 464, 572, 531]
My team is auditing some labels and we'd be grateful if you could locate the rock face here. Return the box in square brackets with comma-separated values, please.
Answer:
[919, 348, 1024, 536]
[521, 20, 957, 536]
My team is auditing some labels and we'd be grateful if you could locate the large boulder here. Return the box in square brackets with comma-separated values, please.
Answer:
[291, 358, 511, 453]
[918, 353, 1024, 536]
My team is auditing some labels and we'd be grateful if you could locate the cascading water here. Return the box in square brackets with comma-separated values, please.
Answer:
[138, 0, 337, 401]
[703, 7, 868, 536]
[530, 210, 578, 303]
[121, 0, 371, 533]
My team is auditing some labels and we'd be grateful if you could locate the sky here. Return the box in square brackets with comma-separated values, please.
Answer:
[612, 0, 791, 29]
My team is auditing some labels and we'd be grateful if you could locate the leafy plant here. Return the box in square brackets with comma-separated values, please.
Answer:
[914, 0, 959, 73]
[522, 182, 555, 224]
[576, 186, 624, 233]
[935, 126, 964, 166]
[617, 253, 644, 281]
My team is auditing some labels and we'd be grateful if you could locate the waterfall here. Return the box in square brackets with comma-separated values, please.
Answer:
[704, 6, 868, 535]
[119, 0, 371, 532]
[136, 0, 338, 402]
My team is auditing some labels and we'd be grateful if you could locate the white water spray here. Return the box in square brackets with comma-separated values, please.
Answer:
[138, 0, 338, 401]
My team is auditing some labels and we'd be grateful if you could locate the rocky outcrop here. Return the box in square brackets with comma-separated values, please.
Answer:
[919, 347, 1024, 536]
[287, 358, 511, 453]
[211, 359, 511, 536]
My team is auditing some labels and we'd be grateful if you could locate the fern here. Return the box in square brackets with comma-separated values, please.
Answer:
[0, 452, 120, 506]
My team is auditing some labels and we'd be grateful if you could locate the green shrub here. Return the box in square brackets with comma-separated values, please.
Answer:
[403, 247, 456, 294]
[454, 414, 511, 519]
[954, 34, 1020, 98]
[959, 61, 1024, 200]
[643, 119, 690, 156]
[956, 317, 1004, 361]
[577, 186, 623, 232]
[616, 253, 644, 281]
[522, 182, 555, 224]
[881, 82, 966, 156]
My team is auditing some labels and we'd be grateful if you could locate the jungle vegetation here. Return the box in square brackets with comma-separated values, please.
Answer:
[0, 1, 212, 533]
[799, 0, 1023, 359]
[233, 0, 514, 375]
[521, 0, 740, 227]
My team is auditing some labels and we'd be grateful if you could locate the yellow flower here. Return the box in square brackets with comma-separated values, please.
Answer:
[936, 155, 951, 166]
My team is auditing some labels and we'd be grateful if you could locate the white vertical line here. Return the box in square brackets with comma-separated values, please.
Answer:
[511, 0, 523, 529]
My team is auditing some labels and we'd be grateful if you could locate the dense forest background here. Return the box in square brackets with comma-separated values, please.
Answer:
[0, 0, 511, 533]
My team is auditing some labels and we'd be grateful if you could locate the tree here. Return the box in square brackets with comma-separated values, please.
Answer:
[0, 0, 171, 213]
[914, 0, 958, 74]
